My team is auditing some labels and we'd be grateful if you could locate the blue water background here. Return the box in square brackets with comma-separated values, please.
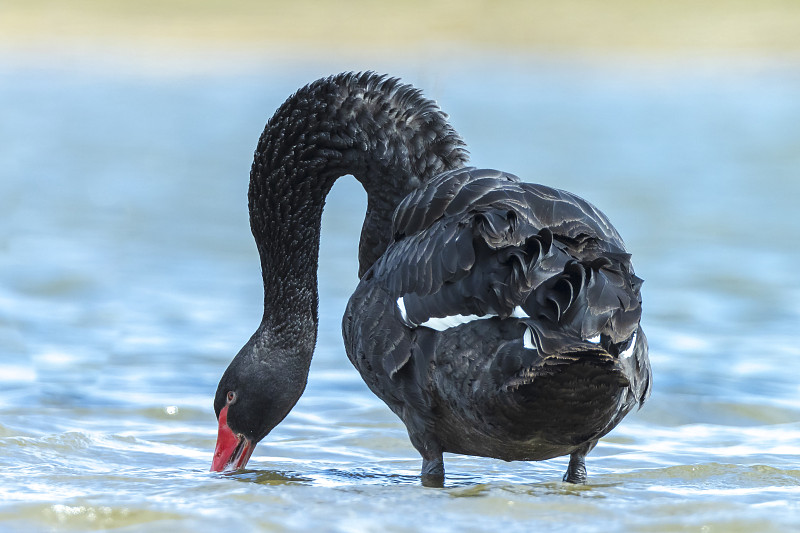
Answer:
[1, 55, 799, 531]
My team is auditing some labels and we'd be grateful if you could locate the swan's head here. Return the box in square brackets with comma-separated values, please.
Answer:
[210, 332, 311, 472]
[210, 387, 256, 472]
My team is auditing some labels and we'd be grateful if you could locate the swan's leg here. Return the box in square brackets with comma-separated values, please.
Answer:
[562, 454, 587, 484]
[408, 430, 444, 486]
[421, 454, 444, 476]
[562, 440, 597, 484]
[420, 454, 444, 488]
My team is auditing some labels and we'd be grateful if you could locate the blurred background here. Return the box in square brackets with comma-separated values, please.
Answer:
[1, 1, 799, 532]
[4, 0, 800, 59]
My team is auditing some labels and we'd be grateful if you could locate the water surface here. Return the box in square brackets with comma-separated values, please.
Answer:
[1, 56, 799, 531]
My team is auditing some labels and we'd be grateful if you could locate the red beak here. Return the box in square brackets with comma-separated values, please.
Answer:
[210, 404, 255, 472]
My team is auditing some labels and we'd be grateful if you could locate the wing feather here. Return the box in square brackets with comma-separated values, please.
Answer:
[368, 167, 643, 376]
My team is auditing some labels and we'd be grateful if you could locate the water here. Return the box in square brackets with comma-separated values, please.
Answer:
[1, 54, 799, 531]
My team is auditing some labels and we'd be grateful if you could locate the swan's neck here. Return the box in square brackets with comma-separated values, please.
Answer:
[248, 73, 468, 355]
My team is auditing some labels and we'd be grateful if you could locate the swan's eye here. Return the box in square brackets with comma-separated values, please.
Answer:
[226, 391, 237, 404]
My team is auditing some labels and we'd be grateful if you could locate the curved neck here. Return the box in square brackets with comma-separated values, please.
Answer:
[248, 72, 468, 347]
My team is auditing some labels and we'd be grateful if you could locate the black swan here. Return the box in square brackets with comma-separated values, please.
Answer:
[210, 72, 651, 484]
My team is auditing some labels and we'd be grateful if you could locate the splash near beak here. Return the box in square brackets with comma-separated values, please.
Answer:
[210, 405, 255, 472]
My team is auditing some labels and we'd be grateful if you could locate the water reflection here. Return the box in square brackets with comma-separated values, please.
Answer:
[227, 469, 313, 486]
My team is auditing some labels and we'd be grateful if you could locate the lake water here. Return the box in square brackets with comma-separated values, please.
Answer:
[1, 54, 799, 531]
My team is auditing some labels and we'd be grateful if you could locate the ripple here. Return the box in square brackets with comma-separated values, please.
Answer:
[21, 503, 184, 530]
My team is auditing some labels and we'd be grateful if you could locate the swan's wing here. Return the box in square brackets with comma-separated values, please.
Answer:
[365, 167, 643, 379]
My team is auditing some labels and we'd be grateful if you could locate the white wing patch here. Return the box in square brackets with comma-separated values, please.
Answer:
[510, 306, 529, 318]
[620, 331, 637, 359]
[419, 313, 493, 331]
[523, 326, 537, 350]
[396, 297, 534, 333]
[396, 297, 409, 323]
[586, 334, 601, 344]
[396, 296, 514, 331]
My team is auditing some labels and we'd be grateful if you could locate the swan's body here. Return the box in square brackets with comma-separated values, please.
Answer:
[211, 72, 651, 484]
